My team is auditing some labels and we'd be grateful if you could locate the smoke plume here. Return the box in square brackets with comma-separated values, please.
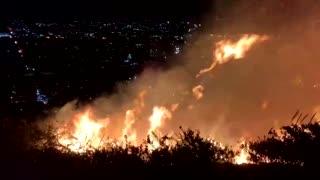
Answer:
[41, 0, 320, 146]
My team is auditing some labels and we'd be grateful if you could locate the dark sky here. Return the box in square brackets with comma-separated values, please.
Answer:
[2, 0, 214, 19]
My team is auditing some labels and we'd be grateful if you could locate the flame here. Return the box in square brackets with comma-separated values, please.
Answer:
[197, 34, 269, 77]
[235, 149, 249, 165]
[234, 140, 250, 164]
[121, 110, 137, 145]
[58, 109, 108, 152]
[57, 105, 173, 152]
[121, 90, 146, 145]
[192, 85, 204, 100]
[44, 34, 271, 164]
[147, 106, 172, 148]
[54, 106, 254, 165]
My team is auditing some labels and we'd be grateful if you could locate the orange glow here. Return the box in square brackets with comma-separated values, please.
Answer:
[53, 106, 255, 164]
[44, 34, 272, 164]
[192, 85, 204, 100]
[58, 109, 108, 153]
[261, 100, 269, 110]
[121, 90, 146, 145]
[197, 34, 269, 77]
[121, 110, 137, 145]
[147, 106, 172, 148]
[171, 103, 179, 112]
[234, 140, 250, 164]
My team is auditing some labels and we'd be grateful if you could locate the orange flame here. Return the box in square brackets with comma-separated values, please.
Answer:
[121, 90, 146, 145]
[47, 34, 271, 164]
[197, 34, 269, 77]
[122, 110, 137, 146]
[58, 109, 109, 152]
[54, 107, 254, 164]
[234, 140, 250, 164]
[148, 106, 172, 148]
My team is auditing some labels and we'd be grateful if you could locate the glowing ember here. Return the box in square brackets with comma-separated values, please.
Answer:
[197, 34, 269, 77]
[192, 85, 204, 100]
[171, 103, 179, 112]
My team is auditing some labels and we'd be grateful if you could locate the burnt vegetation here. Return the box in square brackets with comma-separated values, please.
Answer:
[1, 111, 320, 178]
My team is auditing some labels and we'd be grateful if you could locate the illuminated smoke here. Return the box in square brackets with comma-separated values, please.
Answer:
[192, 85, 205, 100]
[34, 1, 320, 166]
[41, 33, 270, 161]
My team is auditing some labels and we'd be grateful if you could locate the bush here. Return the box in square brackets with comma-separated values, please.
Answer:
[2, 112, 320, 178]
[247, 111, 320, 168]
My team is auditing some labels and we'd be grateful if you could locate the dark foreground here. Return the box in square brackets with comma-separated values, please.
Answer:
[1, 116, 320, 179]
[0, 152, 311, 179]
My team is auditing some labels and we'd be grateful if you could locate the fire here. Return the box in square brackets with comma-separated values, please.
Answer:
[43, 34, 270, 164]
[58, 109, 108, 152]
[215, 34, 269, 64]
[147, 106, 172, 148]
[122, 110, 137, 145]
[56, 104, 174, 152]
[53, 106, 254, 164]
[197, 34, 269, 77]
[234, 140, 250, 165]
[121, 90, 146, 145]
[192, 85, 204, 100]
[235, 149, 249, 165]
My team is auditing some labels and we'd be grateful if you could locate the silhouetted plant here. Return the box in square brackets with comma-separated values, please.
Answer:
[247, 111, 320, 166]
[1, 115, 317, 178]
[146, 127, 234, 171]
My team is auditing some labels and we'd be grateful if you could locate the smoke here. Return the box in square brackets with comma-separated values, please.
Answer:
[194, 0, 320, 143]
[41, 1, 320, 146]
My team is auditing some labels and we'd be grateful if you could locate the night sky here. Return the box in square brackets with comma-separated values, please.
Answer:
[2, 0, 214, 19]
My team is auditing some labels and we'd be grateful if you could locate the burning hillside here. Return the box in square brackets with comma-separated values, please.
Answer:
[37, 34, 270, 164]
